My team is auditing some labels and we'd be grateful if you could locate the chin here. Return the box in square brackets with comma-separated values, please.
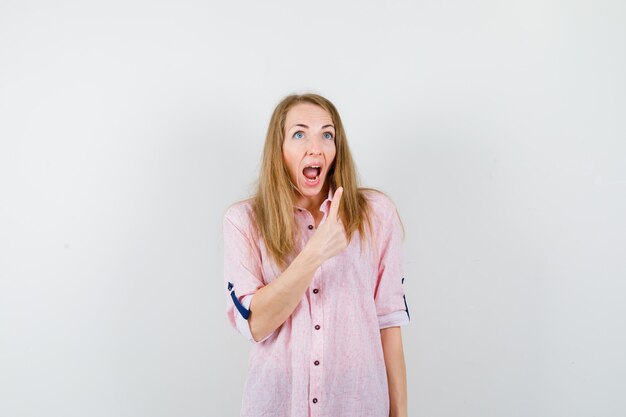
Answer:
[299, 181, 324, 194]
[300, 187, 320, 195]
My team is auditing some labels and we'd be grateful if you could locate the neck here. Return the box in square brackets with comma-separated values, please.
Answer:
[295, 183, 329, 212]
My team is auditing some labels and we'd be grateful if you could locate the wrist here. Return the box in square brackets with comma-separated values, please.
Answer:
[390, 408, 407, 417]
[297, 245, 323, 271]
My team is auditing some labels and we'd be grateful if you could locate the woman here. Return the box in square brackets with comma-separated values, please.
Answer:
[223, 93, 410, 417]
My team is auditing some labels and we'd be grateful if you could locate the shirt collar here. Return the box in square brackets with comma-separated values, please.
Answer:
[294, 187, 334, 213]
[320, 187, 334, 213]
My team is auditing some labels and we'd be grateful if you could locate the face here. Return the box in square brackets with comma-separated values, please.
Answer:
[282, 102, 337, 207]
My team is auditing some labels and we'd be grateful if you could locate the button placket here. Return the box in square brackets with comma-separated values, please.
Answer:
[298, 211, 314, 248]
[309, 267, 324, 414]
[296, 209, 316, 251]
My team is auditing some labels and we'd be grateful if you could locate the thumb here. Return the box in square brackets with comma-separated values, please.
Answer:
[328, 187, 344, 219]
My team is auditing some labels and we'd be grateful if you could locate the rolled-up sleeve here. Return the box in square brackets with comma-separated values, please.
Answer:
[223, 204, 272, 343]
[374, 200, 410, 329]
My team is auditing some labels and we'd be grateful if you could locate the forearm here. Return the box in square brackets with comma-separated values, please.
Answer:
[248, 247, 322, 341]
[381, 326, 407, 417]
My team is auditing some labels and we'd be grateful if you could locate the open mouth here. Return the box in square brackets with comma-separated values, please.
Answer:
[302, 165, 321, 184]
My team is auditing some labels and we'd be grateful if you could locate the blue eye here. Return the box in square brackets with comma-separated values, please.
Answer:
[323, 132, 334, 140]
[293, 131, 304, 139]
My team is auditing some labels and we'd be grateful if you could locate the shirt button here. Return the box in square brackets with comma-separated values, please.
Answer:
[308, 224, 314, 230]
[315, 325, 321, 330]
[313, 288, 319, 294]
[312, 398, 318, 404]
[314, 360, 320, 366]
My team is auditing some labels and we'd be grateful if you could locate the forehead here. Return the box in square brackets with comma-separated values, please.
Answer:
[284, 103, 333, 128]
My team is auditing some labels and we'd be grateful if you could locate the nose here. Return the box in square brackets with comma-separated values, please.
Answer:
[307, 136, 323, 156]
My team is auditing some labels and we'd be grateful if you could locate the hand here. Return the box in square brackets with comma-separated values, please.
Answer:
[305, 187, 349, 263]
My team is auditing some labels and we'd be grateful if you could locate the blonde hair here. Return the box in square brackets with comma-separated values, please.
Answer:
[252, 93, 381, 271]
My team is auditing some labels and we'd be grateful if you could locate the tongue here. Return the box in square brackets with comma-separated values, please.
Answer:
[303, 167, 318, 179]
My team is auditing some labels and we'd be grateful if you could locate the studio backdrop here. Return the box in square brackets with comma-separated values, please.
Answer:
[1, 1, 625, 416]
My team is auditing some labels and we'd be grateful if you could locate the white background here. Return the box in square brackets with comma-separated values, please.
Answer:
[1, 1, 625, 416]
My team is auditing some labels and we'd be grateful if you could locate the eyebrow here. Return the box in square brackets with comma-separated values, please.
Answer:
[288, 123, 335, 131]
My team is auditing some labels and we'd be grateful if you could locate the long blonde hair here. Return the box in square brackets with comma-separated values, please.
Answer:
[253, 93, 379, 271]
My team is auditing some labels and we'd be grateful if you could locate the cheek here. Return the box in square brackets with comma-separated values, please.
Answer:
[327, 144, 337, 163]
[282, 149, 298, 175]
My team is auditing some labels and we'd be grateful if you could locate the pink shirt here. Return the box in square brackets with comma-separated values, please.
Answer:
[223, 188, 410, 417]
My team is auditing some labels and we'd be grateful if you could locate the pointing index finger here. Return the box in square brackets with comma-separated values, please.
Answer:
[328, 187, 343, 220]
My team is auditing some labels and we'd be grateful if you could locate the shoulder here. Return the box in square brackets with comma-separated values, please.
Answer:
[223, 197, 257, 231]
[359, 188, 405, 241]
[360, 188, 398, 220]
